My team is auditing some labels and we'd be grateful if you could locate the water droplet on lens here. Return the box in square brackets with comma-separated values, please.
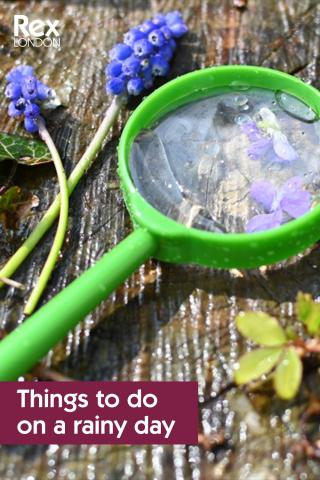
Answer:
[234, 94, 248, 106]
[229, 81, 251, 91]
[235, 114, 251, 125]
[275, 90, 318, 123]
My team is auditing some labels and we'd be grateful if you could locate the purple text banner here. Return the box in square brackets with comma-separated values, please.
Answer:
[0, 381, 198, 445]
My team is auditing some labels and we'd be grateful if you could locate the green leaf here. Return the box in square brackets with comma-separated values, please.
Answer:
[0, 132, 51, 165]
[296, 292, 313, 322]
[0, 186, 39, 229]
[234, 347, 283, 385]
[274, 347, 302, 400]
[285, 326, 298, 341]
[236, 311, 287, 346]
[296, 292, 320, 335]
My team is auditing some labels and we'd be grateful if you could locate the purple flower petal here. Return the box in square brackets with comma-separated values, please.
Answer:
[241, 122, 261, 142]
[247, 174, 311, 232]
[248, 136, 272, 160]
[280, 189, 311, 218]
[250, 181, 277, 213]
[278, 176, 311, 218]
[264, 147, 287, 164]
[242, 122, 272, 160]
[272, 131, 298, 162]
[246, 210, 283, 233]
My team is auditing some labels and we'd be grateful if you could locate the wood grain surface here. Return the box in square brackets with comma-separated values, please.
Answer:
[0, 0, 320, 478]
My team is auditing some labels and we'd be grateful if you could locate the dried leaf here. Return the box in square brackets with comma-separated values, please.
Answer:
[0, 132, 51, 165]
[234, 347, 283, 385]
[274, 347, 302, 400]
[0, 186, 39, 229]
[236, 311, 287, 346]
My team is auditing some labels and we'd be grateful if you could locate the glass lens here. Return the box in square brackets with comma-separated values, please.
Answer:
[130, 88, 319, 234]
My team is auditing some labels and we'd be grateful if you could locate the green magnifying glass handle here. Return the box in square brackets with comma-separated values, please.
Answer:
[0, 229, 157, 381]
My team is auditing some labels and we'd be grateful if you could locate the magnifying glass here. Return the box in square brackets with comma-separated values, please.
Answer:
[0, 65, 319, 380]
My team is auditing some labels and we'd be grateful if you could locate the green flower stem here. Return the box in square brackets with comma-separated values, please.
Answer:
[24, 118, 69, 315]
[0, 95, 124, 289]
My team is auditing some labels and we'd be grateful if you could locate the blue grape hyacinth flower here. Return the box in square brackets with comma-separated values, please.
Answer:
[246, 177, 311, 233]
[105, 11, 188, 97]
[5, 65, 53, 133]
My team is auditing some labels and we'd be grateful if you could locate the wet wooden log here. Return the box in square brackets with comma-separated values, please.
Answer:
[0, 0, 320, 478]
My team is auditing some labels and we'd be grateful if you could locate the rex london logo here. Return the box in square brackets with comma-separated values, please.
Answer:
[13, 15, 61, 49]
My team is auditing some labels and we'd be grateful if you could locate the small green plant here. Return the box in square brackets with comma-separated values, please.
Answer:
[234, 293, 320, 400]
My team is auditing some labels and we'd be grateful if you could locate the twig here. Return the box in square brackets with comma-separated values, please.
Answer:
[233, 0, 248, 9]
[0, 276, 25, 289]
[32, 364, 74, 381]
[199, 382, 236, 406]
[293, 397, 320, 459]
[198, 431, 227, 451]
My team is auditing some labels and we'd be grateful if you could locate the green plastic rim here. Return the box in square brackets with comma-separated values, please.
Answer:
[118, 65, 320, 269]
